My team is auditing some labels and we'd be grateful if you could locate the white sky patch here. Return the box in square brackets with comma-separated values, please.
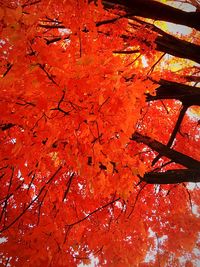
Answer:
[191, 203, 200, 218]
[115, 201, 123, 209]
[17, 169, 22, 178]
[141, 56, 148, 67]
[57, 28, 72, 48]
[22, 184, 29, 190]
[187, 183, 196, 190]
[187, 108, 200, 121]
[179, 253, 200, 267]
[155, 2, 197, 38]
[0, 237, 8, 244]
[144, 228, 168, 263]
[193, 247, 200, 258]
[124, 235, 132, 244]
[58, 28, 72, 36]
[154, 184, 160, 194]
[78, 183, 84, 190]
[78, 254, 99, 267]
[10, 138, 16, 144]
[187, 182, 200, 191]
[164, 22, 193, 35]
[64, 39, 71, 46]
[144, 228, 157, 263]
[0, 39, 6, 48]
[166, 1, 196, 12]
[144, 246, 157, 263]
[158, 235, 168, 248]
[179, 254, 191, 265]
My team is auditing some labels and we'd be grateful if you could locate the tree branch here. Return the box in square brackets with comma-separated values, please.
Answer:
[103, 0, 200, 30]
[129, 18, 200, 63]
[0, 166, 62, 234]
[155, 34, 200, 64]
[142, 169, 200, 184]
[152, 105, 188, 166]
[66, 197, 120, 227]
[146, 79, 200, 106]
[131, 132, 200, 169]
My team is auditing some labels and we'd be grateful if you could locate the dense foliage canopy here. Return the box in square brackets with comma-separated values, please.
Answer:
[0, 0, 200, 266]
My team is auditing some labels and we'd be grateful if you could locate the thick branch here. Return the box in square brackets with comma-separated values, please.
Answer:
[183, 75, 200, 83]
[98, 10, 200, 63]
[0, 123, 15, 131]
[129, 18, 200, 64]
[131, 132, 200, 169]
[167, 105, 188, 148]
[103, 0, 200, 30]
[142, 169, 200, 184]
[146, 79, 200, 106]
[155, 34, 200, 64]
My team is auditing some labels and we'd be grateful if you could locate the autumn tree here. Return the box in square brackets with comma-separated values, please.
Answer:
[0, 0, 200, 266]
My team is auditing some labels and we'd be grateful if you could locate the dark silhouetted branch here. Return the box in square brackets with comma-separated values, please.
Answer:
[66, 197, 120, 227]
[103, 0, 200, 30]
[131, 132, 200, 169]
[152, 105, 188, 166]
[146, 79, 200, 106]
[142, 169, 200, 184]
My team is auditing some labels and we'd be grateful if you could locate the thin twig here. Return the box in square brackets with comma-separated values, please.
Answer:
[66, 197, 120, 227]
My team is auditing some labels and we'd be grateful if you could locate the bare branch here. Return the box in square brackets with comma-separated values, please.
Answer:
[0, 166, 62, 234]
[66, 197, 120, 227]
[131, 132, 200, 169]
[142, 169, 200, 184]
